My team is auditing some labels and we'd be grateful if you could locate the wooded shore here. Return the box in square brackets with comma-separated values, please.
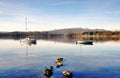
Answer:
[0, 31, 120, 40]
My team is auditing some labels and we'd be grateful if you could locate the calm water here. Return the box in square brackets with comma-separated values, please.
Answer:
[0, 39, 120, 78]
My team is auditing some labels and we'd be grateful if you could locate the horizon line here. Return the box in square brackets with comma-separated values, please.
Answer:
[0, 27, 120, 32]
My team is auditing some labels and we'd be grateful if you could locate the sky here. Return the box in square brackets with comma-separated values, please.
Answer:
[0, 0, 120, 31]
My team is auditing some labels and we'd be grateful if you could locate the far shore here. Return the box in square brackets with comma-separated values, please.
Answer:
[0, 31, 120, 42]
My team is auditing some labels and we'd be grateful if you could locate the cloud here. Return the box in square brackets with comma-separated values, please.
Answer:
[0, 1, 29, 16]
[0, 1, 5, 6]
[0, 13, 120, 31]
[0, 0, 120, 31]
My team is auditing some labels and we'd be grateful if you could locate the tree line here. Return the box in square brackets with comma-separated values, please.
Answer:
[0, 31, 64, 39]
[0, 31, 120, 40]
[66, 31, 120, 38]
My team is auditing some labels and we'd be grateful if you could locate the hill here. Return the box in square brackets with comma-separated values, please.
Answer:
[48, 28, 107, 34]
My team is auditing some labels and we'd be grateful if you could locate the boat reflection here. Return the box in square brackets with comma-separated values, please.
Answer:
[20, 39, 37, 65]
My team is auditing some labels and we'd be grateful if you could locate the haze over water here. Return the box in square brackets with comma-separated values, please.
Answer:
[0, 38, 120, 78]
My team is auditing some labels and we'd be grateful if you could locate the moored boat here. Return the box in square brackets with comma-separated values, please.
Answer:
[24, 38, 36, 44]
[23, 18, 37, 44]
[76, 40, 93, 45]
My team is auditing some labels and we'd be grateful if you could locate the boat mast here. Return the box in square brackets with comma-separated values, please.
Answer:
[25, 17, 28, 32]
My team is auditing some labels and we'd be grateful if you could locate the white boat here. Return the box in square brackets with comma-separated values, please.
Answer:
[76, 40, 93, 45]
[24, 18, 37, 44]
[24, 38, 36, 44]
[20, 38, 36, 46]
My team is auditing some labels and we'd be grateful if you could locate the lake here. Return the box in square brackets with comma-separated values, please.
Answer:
[0, 38, 120, 78]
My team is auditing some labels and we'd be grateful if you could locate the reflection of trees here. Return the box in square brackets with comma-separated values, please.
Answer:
[78, 36, 120, 42]
[66, 31, 120, 42]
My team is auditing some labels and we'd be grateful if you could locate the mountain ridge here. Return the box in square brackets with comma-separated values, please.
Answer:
[48, 27, 108, 34]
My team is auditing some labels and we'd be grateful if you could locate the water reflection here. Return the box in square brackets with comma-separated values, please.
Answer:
[0, 38, 120, 78]
[20, 39, 37, 65]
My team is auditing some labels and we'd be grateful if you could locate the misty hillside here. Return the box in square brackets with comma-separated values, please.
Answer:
[48, 28, 107, 34]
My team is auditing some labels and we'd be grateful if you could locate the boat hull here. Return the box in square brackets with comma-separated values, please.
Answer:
[21, 38, 37, 45]
[25, 39, 36, 44]
[76, 41, 93, 45]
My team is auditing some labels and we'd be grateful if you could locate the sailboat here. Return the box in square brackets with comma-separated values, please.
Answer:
[22, 18, 37, 44]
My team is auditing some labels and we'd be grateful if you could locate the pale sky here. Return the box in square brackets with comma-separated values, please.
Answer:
[0, 0, 120, 31]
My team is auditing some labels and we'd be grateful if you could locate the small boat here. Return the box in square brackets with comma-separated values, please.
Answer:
[20, 38, 37, 46]
[24, 38, 36, 44]
[76, 40, 93, 45]
[22, 18, 37, 44]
